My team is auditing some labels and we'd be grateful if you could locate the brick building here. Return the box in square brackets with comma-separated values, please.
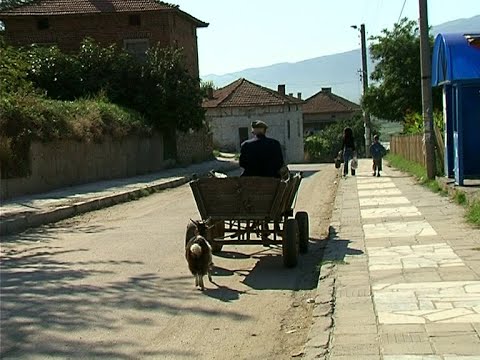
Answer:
[0, 0, 208, 77]
[203, 78, 305, 163]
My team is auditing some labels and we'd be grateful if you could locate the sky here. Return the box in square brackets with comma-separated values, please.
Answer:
[172, 0, 480, 77]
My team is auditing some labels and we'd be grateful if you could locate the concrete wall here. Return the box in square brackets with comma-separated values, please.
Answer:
[206, 105, 304, 163]
[1, 134, 167, 200]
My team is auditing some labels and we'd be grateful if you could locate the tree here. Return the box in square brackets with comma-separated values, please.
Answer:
[362, 18, 441, 122]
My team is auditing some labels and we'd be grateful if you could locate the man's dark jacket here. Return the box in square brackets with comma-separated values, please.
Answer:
[239, 134, 284, 177]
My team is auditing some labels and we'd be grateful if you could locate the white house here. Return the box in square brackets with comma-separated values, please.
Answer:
[203, 78, 304, 163]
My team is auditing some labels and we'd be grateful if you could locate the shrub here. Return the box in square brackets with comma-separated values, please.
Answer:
[23, 38, 205, 132]
[304, 115, 380, 162]
[403, 110, 444, 135]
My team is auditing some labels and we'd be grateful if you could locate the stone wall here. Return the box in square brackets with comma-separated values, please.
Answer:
[176, 129, 214, 164]
[1, 134, 167, 200]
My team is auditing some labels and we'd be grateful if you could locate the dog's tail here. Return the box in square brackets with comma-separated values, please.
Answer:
[189, 243, 203, 257]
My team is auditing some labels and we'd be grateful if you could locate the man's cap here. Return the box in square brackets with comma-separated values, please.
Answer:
[251, 120, 268, 129]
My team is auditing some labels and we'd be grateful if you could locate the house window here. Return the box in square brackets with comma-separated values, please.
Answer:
[297, 120, 301, 137]
[287, 120, 291, 139]
[124, 39, 149, 61]
[37, 18, 49, 30]
[129, 15, 141, 26]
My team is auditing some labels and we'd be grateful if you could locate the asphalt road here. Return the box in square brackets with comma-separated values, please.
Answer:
[0, 164, 339, 359]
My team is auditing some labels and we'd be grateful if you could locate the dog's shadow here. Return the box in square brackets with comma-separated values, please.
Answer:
[203, 280, 247, 302]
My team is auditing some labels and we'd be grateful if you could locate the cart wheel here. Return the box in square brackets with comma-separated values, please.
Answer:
[295, 211, 309, 254]
[283, 218, 299, 268]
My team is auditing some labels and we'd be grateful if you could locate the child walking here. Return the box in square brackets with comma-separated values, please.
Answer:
[370, 135, 387, 177]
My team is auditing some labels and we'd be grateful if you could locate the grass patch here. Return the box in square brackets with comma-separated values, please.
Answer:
[386, 153, 479, 227]
[386, 153, 445, 194]
[454, 191, 468, 206]
[466, 200, 480, 226]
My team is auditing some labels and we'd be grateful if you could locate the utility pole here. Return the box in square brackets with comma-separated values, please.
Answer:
[418, 0, 436, 179]
[360, 24, 372, 157]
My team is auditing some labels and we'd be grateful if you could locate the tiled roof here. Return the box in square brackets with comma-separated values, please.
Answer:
[0, 0, 208, 26]
[203, 78, 304, 108]
[302, 89, 361, 114]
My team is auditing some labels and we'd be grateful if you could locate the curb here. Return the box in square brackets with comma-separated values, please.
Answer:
[302, 230, 337, 360]
[302, 173, 341, 359]
[436, 176, 480, 203]
[0, 163, 239, 237]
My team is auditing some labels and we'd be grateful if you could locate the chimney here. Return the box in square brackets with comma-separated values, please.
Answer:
[277, 84, 285, 95]
[288, 93, 293, 97]
[321, 87, 332, 93]
[297, 92, 302, 99]
[207, 87, 214, 99]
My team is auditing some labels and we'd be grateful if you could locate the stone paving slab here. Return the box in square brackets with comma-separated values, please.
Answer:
[373, 281, 480, 324]
[363, 220, 437, 239]
[361, 206, 422, 219]
[360, 196, 411, 207]
[368, 243, 465, 270]
[304, 159, 480, 360]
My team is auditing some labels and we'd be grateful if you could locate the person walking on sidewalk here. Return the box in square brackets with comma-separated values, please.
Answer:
[370, 134, 387, 177]
[341, 127, 356, 177]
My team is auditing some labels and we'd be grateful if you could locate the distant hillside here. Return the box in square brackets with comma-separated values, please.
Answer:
[431, 15, 480, 34]
[202, 15, 480, 103]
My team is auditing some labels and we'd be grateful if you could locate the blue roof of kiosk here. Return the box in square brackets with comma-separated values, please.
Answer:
[432, 33, 480, 86]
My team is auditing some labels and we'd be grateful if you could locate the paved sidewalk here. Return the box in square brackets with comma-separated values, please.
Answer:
[304, 159, 480, 360]
[0, 157, 239, 236]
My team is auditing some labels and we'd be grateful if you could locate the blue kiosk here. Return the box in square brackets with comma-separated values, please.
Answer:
[432, 33, 480, 185]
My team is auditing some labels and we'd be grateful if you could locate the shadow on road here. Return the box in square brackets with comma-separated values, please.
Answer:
[320, 226, 364, 264]
[0, 243, 251, 358]
[239, 237, 328, 291]
[1, 219, 117, 244]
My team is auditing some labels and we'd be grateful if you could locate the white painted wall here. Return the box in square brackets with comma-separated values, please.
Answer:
[206, 105, 304, 163]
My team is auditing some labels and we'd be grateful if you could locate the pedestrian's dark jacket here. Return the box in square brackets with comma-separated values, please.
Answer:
[370, 142, 387, 160]
[239, 134, 284, 177]
[342, 136, 355, 151]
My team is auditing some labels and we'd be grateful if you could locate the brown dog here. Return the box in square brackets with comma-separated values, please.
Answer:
[185, 220, 213, 290]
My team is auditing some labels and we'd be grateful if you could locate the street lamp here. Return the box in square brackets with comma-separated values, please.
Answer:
[351, 23, 372, 157]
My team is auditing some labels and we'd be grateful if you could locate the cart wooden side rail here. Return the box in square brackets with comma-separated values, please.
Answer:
[188, 172, 309, 268]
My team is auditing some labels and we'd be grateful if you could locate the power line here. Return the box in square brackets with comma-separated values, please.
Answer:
[397, 0, 407, 23]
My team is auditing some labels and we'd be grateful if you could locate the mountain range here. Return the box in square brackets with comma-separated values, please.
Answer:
[201, 15, 480, 103]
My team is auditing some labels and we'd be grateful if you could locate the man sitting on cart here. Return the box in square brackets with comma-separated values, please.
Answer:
[240, 120, 285, 246]
[239, 120, 285, 178]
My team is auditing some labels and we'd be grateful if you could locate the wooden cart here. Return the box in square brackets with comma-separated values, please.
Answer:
[188, 173, 309, 267]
